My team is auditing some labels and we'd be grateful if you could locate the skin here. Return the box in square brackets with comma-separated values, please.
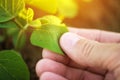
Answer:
[36, 27, 120, 80]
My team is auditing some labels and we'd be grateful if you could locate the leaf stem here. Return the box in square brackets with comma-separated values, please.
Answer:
[14, 19, 24, 29]
[15, 30, 24, 51]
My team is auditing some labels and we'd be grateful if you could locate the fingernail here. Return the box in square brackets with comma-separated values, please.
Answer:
[60, 32, 82, 52]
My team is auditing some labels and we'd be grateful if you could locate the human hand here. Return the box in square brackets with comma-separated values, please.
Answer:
[36, 28, 120, 80]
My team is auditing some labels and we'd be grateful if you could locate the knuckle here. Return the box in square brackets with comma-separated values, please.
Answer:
[75, 39, 97, 58]
[82, 40, 96, 57]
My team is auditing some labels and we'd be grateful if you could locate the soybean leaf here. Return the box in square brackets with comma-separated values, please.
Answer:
[39, 15, 62, 25]
[15, 8, 34, 29]
[29, 19, 41, 28]
[18, 8, 34, 23]
[6, 27, 19, 36]
[0, 50, 30, 80]
[30, 15, 63, 29]
[0, 21, 18, 28]
[0, 0, 25, 22]
[30, 24, 68, 55]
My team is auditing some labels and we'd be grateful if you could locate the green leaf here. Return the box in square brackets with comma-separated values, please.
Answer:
[0, 50, 30, 80]
[0, 21, 18, 28]
[15, 8, 34, 29]
[30, 24, 68, 55]
[29, 19, 41, 29]
[39, 15, 62, 25]
[30, 15, 64, 29]
[6, 27, 19, 36]
[0, 0, 25, 22]
[18, 8, 34, 23]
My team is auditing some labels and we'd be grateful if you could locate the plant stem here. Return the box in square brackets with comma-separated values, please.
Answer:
[14, 19, 24, 29]
[15, 30, 24, 51]
[13, 18, 28, 51]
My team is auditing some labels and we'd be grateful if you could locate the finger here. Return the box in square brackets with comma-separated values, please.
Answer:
[42, 49, 69, 64]
[105, 72, 115, 80]
[36, 58, 83, 79]
[36, 59, 103, 80]
[87, 67, 107, 76]
[36, 59, 67, 77]
[40, 72, 104, 80]
[42, 49, 106, 75]
[40, 71, 104, 80]
[69, 27, 120, 43]
[83, 71, 103, 80]
[60, 32, 120, 79]
[40, 72, 67, 80]
[42, 49, 82, 69]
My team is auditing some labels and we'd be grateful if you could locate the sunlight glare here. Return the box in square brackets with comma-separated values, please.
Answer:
[83, 0, 93, 3]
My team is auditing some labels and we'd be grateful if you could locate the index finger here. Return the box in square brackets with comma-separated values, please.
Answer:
[69, 27, 120, 43]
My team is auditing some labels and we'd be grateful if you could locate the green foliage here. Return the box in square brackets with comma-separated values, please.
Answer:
[15, 8, 34, 29]
[6, 28, 26, 50]
[13, 30, 26, 50]
[31, 24, 68, 55]
[0, 0, 25, 22]
[0, 0, 77, 79]
[0, 0, 29, 79]
[39, 15, 62, 25]
[29, 19, 41, 28]
[0, 50, 30, 80]
[30, 15, 68, 54]
[0, 21, 17, 28]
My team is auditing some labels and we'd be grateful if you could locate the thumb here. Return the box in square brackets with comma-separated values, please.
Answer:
[60, 32, 120, 79]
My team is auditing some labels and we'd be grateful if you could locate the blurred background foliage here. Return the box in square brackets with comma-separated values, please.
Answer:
[30, 0, 120, 32]
[65, 0, 120, 32]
